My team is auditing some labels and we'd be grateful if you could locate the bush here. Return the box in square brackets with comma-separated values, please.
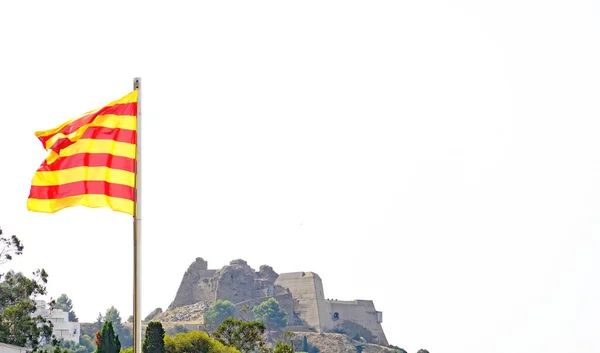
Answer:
[164, 330, 239, 353]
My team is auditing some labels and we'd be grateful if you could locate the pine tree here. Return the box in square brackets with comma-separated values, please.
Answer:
[95, 321, 121, 353]
[142, 321, 165, 353]
[252, 298, 288, 335]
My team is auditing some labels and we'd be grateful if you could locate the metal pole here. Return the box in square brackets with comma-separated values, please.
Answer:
[133, 77, 142, 353]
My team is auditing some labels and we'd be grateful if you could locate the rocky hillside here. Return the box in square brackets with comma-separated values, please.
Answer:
[289, 332, 401, 353]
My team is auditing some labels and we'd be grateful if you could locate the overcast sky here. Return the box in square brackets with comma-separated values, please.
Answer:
[1, 1, 599, 352]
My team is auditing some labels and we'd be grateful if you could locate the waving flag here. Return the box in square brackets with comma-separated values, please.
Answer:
[27, 90, 138, 215]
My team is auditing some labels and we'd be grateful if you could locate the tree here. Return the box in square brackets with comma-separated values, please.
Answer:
[0, 230, 52, 349]
[104, 306, 131, 348]
[213, 317, 265, 353]
[127, 316, 134, 323]
[55, 294, 79, 322]
[38, 338, 93, 353]
[104, 307, 123, 333]
[92, 313, 104, 333]
[142, 322, 165, 353]
[416, 350, 429, 353]
[252, 298, 288, 334]
[95, 321, 121, 353]
[204, 300, 237, 331]
[80, 335, 96, 353]
[0, 228, 23, 265]
[164, 330, 238, 353]
[273, 342, 293, 353]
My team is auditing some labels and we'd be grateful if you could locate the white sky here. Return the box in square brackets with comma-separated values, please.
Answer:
[1, 1, 599, 352]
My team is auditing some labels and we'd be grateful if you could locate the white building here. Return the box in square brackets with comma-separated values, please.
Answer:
[33, 301, 80, 343]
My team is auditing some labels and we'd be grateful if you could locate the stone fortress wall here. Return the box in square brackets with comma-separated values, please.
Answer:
[168, 258, 388, 345]
[275, 272, 387, 345]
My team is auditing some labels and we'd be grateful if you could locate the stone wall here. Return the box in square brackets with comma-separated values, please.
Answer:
[328, 300, 388, 345]
[274, 272, 332, 333]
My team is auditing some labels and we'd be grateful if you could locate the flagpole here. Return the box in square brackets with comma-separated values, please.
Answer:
[133, 77, 142, 353]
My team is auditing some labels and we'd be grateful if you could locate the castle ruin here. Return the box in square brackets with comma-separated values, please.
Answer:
[167, 258, 388, 345]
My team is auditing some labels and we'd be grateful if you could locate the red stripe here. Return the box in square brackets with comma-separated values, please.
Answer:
[48, 127, 136, 153]
[38, 102, 137, 146]
[38, 153, 135, 173]
[82, 127, 136, 143]
[29, 181, 133, 200]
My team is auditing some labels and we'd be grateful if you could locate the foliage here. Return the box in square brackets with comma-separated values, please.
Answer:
[213, 318, 265, 353]
[251, 298, 287, 333]
[127, 316, 134, 323]
[39, 339, 93, 353]
[165, 325, 189, 337]
[392, 348, 407, 353]
[56, 294, 79, 322]
[105, 307, 124, 333]
[279, 331, 294, 344]
[164, 330, 239, 353]
[237, 305, 253, 322]
[80, 335, 96, 353]
[0, 230, 52, 349]
[0, 228, 24, 265]
[273, 342, 293, 353]
[92, 313, 104, 333]
[355, 345, 363, 353]
[104, 307, 132, 348]
[142, 322, 165, 353]
[121, 349, 133, 353]
[96, 321, 121, 353]
[416, 350, 429, 353]
[204, 300, 237, 331]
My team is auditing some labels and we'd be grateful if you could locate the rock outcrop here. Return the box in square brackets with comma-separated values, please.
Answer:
[168, 257, 216, 310]
[168, 258, 294, 325]
[166, 257, 388, 346]
[144, 307, 163, 322]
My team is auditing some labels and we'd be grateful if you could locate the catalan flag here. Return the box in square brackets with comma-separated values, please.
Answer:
[27, 90, 138, 215]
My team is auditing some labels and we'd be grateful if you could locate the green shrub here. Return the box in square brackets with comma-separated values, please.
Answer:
[164, 330, 239, 353]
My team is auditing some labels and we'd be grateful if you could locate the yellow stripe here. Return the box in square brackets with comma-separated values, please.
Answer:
[107, 89, 138, 106]
[32, 166, 134, 187]
[43, 114, 136, 151]
[27, 195, 134, 215]
[45, 139, 136, 165]
[35, 90, 138, 139]
[35, 109, 99, 139]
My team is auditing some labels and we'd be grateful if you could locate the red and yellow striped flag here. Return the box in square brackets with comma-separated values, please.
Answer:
[27, 90, 138, 215]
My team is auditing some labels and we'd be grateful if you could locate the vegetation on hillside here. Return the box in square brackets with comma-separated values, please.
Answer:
[213, 317, 265, 352]
[0, 227, 53, 349]
[204, 299, 237, 331]
[252, 298, 288, 335]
